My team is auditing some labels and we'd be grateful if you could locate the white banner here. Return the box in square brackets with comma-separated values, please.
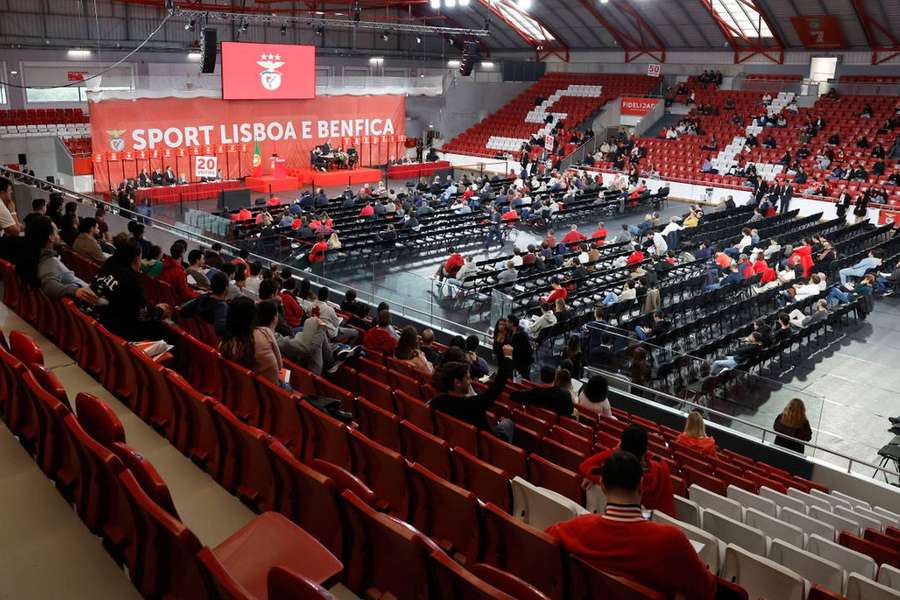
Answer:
[647, 64, 661, 78]
[194, 155, 218, 179]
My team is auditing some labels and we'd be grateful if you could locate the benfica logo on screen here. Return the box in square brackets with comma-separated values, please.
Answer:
[108, 129, 126, 151]
[257, 54, 285, 91]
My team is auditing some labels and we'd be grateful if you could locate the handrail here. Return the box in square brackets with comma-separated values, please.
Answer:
[0, 166, 493, 344]
[584, 364, 900, 480]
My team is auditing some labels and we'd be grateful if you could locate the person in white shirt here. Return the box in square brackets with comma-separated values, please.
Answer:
[794, 277, 823, 301]
[577, 375, 615, 420]
[510, 250, 524, 267]
[528, 304, 557, 337]
[578, 246, 591, 264]
[244, 262, 263, 296]
[0, 177, 22, 239]
[661, 217, 683, 236]
[312, 286, 359, 344]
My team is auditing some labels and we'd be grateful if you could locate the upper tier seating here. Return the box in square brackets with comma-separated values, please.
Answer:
[442, 73, 657, 159]
[0, 108, 90, 138]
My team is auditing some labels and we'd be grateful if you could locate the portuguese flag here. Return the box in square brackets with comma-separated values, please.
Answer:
[251, 141, 263, 176]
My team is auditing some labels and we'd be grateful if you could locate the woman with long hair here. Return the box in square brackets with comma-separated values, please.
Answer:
[15, 215, 97, 302]
[491, 318, 508, 363]
[394, 325, 434, 374]
[675, 410, 718, 458]
[219, 296, 256, 368]
[773, 398, 812, 454]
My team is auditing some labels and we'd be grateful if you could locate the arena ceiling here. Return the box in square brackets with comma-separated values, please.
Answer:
[3, 0, 899, 64]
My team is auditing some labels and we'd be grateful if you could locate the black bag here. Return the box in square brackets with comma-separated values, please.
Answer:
[306, 395, 354, 424]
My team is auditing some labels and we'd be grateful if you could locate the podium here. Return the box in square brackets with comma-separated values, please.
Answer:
[246, 155, 298, 194]
[269, 156, 287, 178]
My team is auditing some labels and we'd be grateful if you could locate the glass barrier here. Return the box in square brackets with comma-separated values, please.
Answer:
[582, 322, 826, 449]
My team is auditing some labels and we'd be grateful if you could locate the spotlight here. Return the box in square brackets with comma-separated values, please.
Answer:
[382, 31, 389, 41]
[460, 0, 470, 5]
[448, 37, 454, 46]
[415, 36, 422, 44]
[430, 0, 440, 8]
[445, 0, 456, 7]
[280, 23, 287, 36]
[185, 19, 196, 31]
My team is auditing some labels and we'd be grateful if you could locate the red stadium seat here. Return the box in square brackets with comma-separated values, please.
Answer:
[399, 420, 452, 480]
[479, 502, 566, 600]
[394, 390, 434, 432]
[8, 330, 44, 365]
[354, 396, 403, 451]
[254, 375, 304, 454]
[265, 440, 345, 557]
[266, 567, 337, 600]
[409, 462, 481, 565]
[838, 531, 900, 568]
[452, 446, 512, 512]
[348, 428, 410, 518]
[27, 363, 69, 408]
[478, 430, 528, 479]
[298, 400, 352, 468]
[358, 371, 395, 412]
[540, 437, 587, 473]
[567, 555, 664, 599]
[434, 410, 480, 454]
[527, 453, 584, 504]
[164, 368, 221, 477]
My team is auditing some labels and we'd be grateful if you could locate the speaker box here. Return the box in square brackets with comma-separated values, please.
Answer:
[220, 187, 250, 212]
[201, 28, 218, 74]
[17, 153, 26, 165]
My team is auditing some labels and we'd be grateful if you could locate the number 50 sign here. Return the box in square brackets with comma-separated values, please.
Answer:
[194, 155, 218, 179]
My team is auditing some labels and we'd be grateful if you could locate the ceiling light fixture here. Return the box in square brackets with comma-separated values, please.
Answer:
[67, 49, 92, 58]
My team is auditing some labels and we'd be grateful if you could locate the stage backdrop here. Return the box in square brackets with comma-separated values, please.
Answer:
[90, 94, 405, 191]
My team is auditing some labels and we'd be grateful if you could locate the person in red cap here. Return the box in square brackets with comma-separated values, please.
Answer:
[579, 424, 675, 516]
[547, 451, 716, 600]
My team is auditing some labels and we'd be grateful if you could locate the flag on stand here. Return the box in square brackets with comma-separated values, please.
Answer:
[251, 141, 263, 177]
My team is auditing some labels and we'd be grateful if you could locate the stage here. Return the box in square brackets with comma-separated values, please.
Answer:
[245, 175, 300, 194]
[289, 167, 383, 188]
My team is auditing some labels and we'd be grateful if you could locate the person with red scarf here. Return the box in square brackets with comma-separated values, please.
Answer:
[790, 240, 814, 279]
[579, 425, 675, 516]
[547, 452, 716, 600]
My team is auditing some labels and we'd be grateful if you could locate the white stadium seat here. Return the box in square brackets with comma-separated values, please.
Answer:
[728, 485, 778, 518]
[510, 476, 588, 530]
[806, 533, 877, 581]
[809, 488, 852, 510]
[690, 483, 743, 522]
[701, 509, 767, 557]
[760, 486, 808, 514]
[722, 544, 805, 600]
[872, 506, 900, 527]
[847, 573, 900, 600]
[834, 505, 884, 532]
[674, 494, 701, 527]
[830, 490, 870, 509]
[651, 507, 721, 573]
[779, 506, 836, 542]
[743, 507, 805, 550]
[768, 538, 843, 595]
[788, 488, 833, 513]
[809, 505, 861, 536]
[879, 565, 900, 593]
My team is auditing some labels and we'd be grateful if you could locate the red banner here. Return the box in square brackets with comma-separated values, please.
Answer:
[620, 97, 659, 116]
[790, 16, 846, 49]
[878, 209, 900, 228]
[89, 94, 405, 190]
[221, 42, 316, 100]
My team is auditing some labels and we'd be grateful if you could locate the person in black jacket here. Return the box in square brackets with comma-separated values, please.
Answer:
[506, 315, 534, 380]
[509, 365, 574, 417]
[91, 238, 172, 342]
[709, 332, 762, 375]
[773, 398, 813, 454]
[429, 344, 515, 441]
[179, 271, 229, 336]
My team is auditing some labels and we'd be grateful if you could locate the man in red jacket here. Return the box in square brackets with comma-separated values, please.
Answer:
[547, 452, 717, 600]
[361, 309, 399, 356]
[159, 242, 198, 303]
[436, 248, 464, 285]
[579, 424, 675, 516]
[561, 224, 586, 248]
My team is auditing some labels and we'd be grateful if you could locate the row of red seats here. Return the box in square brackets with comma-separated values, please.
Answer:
[0, 327, 343, 600]
[841, 75, 900, 83]
[745, 74, 803, 81]
[0, 108, 88, 125]
[63, 136, 91, 157]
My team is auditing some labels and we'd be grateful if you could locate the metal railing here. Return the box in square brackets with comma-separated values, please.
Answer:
[585, 364, 900, 482]
[0, 166, 493, 344]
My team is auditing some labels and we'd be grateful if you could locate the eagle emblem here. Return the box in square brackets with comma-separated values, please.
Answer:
[257, 54, 285, 91]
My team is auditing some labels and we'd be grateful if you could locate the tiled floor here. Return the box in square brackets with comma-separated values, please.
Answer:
[0, 303, 360, 599]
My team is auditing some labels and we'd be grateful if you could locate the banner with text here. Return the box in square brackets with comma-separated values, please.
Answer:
[620, 97, 660, 116]
[89, 94, 405, 189]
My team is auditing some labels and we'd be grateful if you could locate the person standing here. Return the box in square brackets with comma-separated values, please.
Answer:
[506, 315, 534, 381]
[773, 398, 813, 454]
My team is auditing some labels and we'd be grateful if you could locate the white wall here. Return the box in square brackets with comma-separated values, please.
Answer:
[0, 135, 63, 183]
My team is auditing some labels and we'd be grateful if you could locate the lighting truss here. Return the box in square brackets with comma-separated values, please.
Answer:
[175, 7, 490, 37]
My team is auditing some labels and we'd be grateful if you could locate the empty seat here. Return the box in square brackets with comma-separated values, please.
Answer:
[806, 533, 877, 580]
[788, 488, 833, 512]
[674, 495, 701, 527]
[566, 555, 665, 600]
[399, 420, 452, 480]
[768, 538, 843, 594]
[722, 544, 805, 600]
[744, 507, 805, 550]
[510, 476, 588, 531]
[348, 429, 410, 519]
[839, 531, 900, 568]
[759, 486, 808, 514]
[810, 505, 861, 536]
[298, 401, 352, 468]
[479, 430, 528, 479]
[452, 446, 512, 512]
[836, 505, 883, 532]
[339, 489, 436, 600]
[690, 484, 743, 522]
[527, 453, 584, 505]
[427, 551, 550, 600]
[651, 509, 721, 573]
[878, 564, 900, 593]
[727, 485, 778, 517]
[354, 396, 402, 452]
[434, 411, 479, 454]
[479, 502, 566, 600]
[846, 573, 900, 600]
[780, 506, 835, 541]
[408, 462, 481, 565]
[701, 509, 767, 557]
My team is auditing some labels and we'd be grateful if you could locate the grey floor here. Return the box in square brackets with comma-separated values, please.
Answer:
[0, 302, 359, 600]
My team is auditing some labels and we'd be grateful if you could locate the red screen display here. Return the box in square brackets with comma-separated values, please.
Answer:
[221, 42, 316, 100]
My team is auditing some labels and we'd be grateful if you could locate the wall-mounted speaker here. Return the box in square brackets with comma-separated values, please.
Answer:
[201, 28, 218, 74]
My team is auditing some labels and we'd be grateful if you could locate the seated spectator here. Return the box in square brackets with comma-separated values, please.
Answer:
[579, 425, 676, 516]
[219, 296, 256, 368]
[419, 328, 441, 365]
[675, 410, 718, 458]
[185, 249, 210, 289]
[528, 304, 557, 337]
[339, 288, 369, 320]
[789, 298, 829, 326]
[72, 217, 107, 263]
[141, 245, 164, 277]
[361, 309, 399, 355]
[253, 300, 287, 387]
[430, 344, 514, 441]
[510, 365, 573, 416]
[577, 374, 613, 419]
[709, 332, 762, 375]
[180, 271, 230, 336]
[634, 311, 669, 341]
[542, 280, 568, 305]
[394, 325, 434, 374]
[436, 247, 464, 284]
[159, 241, 199, 303]
[839, 249, 882, 286]
[773, 398, 813, 454]
[561, 224, 586, 248]
[15, 215, 98, 302]
[546, 451, 716, 600]
[91, 239, 172, 342]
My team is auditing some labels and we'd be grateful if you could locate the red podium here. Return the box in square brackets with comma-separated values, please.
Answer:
[247, 155, 298, 193]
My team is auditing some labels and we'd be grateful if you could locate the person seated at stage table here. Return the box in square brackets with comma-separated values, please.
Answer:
[151, 168, 164, 186]
[177, 172, 188, 185]
[164, 166, 176, 185]
[137, 168, 151, 188]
